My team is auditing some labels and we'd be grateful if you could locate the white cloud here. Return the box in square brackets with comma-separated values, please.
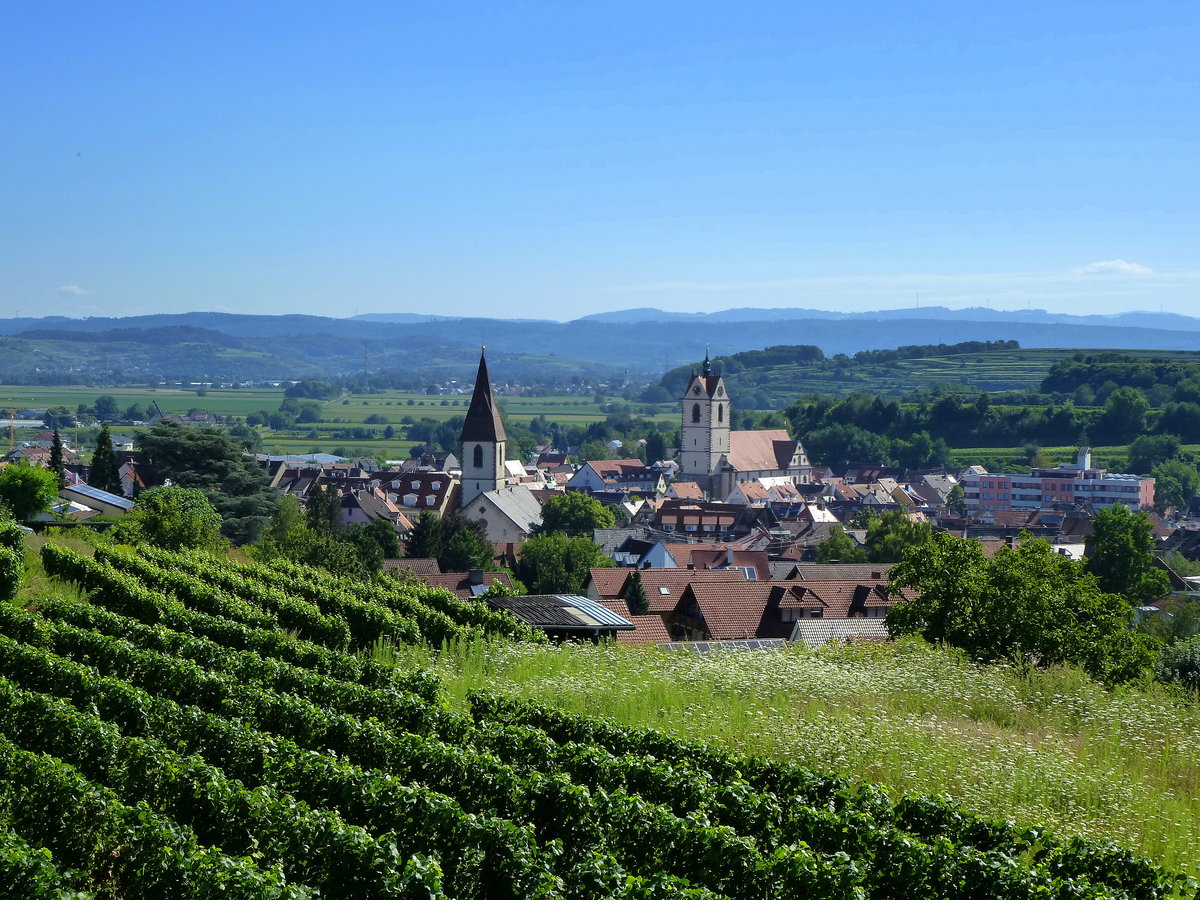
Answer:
[1071, 259, 1154, 276]
[59, 284, 94, 296]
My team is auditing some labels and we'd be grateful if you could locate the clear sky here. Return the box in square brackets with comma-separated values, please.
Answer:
[3, 1, 1197, 320]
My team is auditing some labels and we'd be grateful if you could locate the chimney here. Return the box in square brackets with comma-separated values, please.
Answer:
[726, 546, 735, 566]
[468, 568, 484, 586]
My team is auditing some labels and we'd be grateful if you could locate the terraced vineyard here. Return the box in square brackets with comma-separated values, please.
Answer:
[0, 540, 1193, 898]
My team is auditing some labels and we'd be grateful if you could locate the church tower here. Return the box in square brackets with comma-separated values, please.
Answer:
[459, 349, 506, 508]
[679, 353, 730, 491]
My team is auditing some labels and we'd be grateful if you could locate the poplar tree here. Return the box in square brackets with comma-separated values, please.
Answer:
[89, 424, 123, 495]
[49, 429, 67, 489]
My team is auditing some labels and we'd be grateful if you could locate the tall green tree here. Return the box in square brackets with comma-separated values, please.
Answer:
[135, 421, 276, 543]
[89, 424, 123, 495]
[515, 532, 613, 595]
[404, 511, 445, 561]
[404, 512, 493, 572]
[304, 484, 341, 533]
[0, 461, 59, 521]
[888, 531, 1159, 684]
[1083, 504, 1171, 604]
[625, 567, 650, 616]
[537, 492, 615, 537]
[48, 429, 67, 489]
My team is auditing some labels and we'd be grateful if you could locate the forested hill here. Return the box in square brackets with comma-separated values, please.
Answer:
[1, 308, 1200, 383]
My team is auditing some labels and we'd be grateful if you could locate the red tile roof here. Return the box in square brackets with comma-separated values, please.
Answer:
[382, 557, 441, 576]
[615, 615, 672, 644]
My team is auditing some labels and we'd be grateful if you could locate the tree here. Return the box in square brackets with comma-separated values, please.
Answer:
[263, 494, 306, 546]
[90, 424, 123, 495]
[815, 525, 867, 563]
[1096, 387, 1150, 443]
[888, 531, 1159, 684]
[625, 567, 650, 616]
[863, 510, 932, 563]
[0, 461, 59, 521]
[404, 511, 445, 561]
[304, 484, 341, 533]
[945, 484, 966, 517]
[404, 512, 492, 572]
[538, 492, 615, 537]
[1151, 459, 1200, 515]
[515, 532, 613, 595]
[645, 432, 668, 463]
[112, 485, 224, 552]
[1127, 434, 1181, 474]
[440, 520, 494, 572]
[1084, 504, 1171, 604]
[135, 421, 276, 543]
[93, 395, 119, 421]
[48, 429, 67, 489]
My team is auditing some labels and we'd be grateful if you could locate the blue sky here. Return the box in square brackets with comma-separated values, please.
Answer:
[3, 1, 1196, 320]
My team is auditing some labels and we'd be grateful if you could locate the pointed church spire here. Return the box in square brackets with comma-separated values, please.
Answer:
[461, 348, 507, 442]
[702, 347, 711, 377]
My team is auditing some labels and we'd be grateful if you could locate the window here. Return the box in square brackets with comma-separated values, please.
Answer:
[473, 445, 483, 468]
[717, 404, 723, 423]
[658, 587, 670, 596]
[692, 403, 701, 423]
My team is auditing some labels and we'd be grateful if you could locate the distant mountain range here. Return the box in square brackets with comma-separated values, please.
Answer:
[0, 306, 1196, 383]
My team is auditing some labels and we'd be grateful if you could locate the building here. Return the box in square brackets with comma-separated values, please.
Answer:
[679, 354, 811, 497]
[961, 448, 1154, 514]
[459, 349, 507, 508]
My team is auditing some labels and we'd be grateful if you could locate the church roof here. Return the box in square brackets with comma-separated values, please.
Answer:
[684, 372, 724, 399]
[460, 350, 507, 443]
[724, 429, 801, 473]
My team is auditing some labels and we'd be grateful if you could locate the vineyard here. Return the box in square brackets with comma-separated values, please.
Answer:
[0, 540, 1194, 898]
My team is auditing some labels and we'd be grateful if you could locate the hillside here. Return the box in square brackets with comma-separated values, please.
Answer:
[4, 307, 1200, 383]
[0, 536, 1189, 897]
[658, 343, 1200, 406]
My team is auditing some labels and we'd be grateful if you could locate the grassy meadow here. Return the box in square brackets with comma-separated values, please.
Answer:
[378, 637, 1200, 878]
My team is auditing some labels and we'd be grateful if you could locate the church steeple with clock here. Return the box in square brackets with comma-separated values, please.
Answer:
[679, 352, 730, 489]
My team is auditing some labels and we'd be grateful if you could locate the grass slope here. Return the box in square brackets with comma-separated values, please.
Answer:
[380, 638, 1200, 878]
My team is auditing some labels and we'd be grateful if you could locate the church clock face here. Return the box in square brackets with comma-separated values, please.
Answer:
[716, 387, 724, 397]
[692, 386, 701, 395]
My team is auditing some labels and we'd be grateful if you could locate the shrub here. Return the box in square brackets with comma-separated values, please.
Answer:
[0, 545, 22, 602]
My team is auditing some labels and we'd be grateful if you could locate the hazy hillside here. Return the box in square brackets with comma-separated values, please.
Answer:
[1, 306, 1199, 382]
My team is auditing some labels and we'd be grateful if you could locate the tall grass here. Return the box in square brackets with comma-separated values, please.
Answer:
[377, 637, 1200, 876]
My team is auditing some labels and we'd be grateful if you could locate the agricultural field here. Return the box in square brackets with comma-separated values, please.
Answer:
[0, 384, 286, 418]
[386, 637, 1200, 881]
[1, 535, 1189, 898]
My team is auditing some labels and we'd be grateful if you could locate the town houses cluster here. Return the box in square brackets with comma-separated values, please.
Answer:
[14, 352, 1191, 647]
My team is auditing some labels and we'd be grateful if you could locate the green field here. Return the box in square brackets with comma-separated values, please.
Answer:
[0, 385, 286, 418]
[0, 384, 677, 459]
[381, 637, 1200, 879]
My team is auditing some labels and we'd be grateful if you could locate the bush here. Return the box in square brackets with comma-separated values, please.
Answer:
[0, 521, 25, 555]
[1157, 634, 1200, 693]
[0, 546, 21, 602]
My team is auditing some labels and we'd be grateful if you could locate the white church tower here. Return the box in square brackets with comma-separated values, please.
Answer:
[459, 349, 506, 508]
[679, 353, 730, 492]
